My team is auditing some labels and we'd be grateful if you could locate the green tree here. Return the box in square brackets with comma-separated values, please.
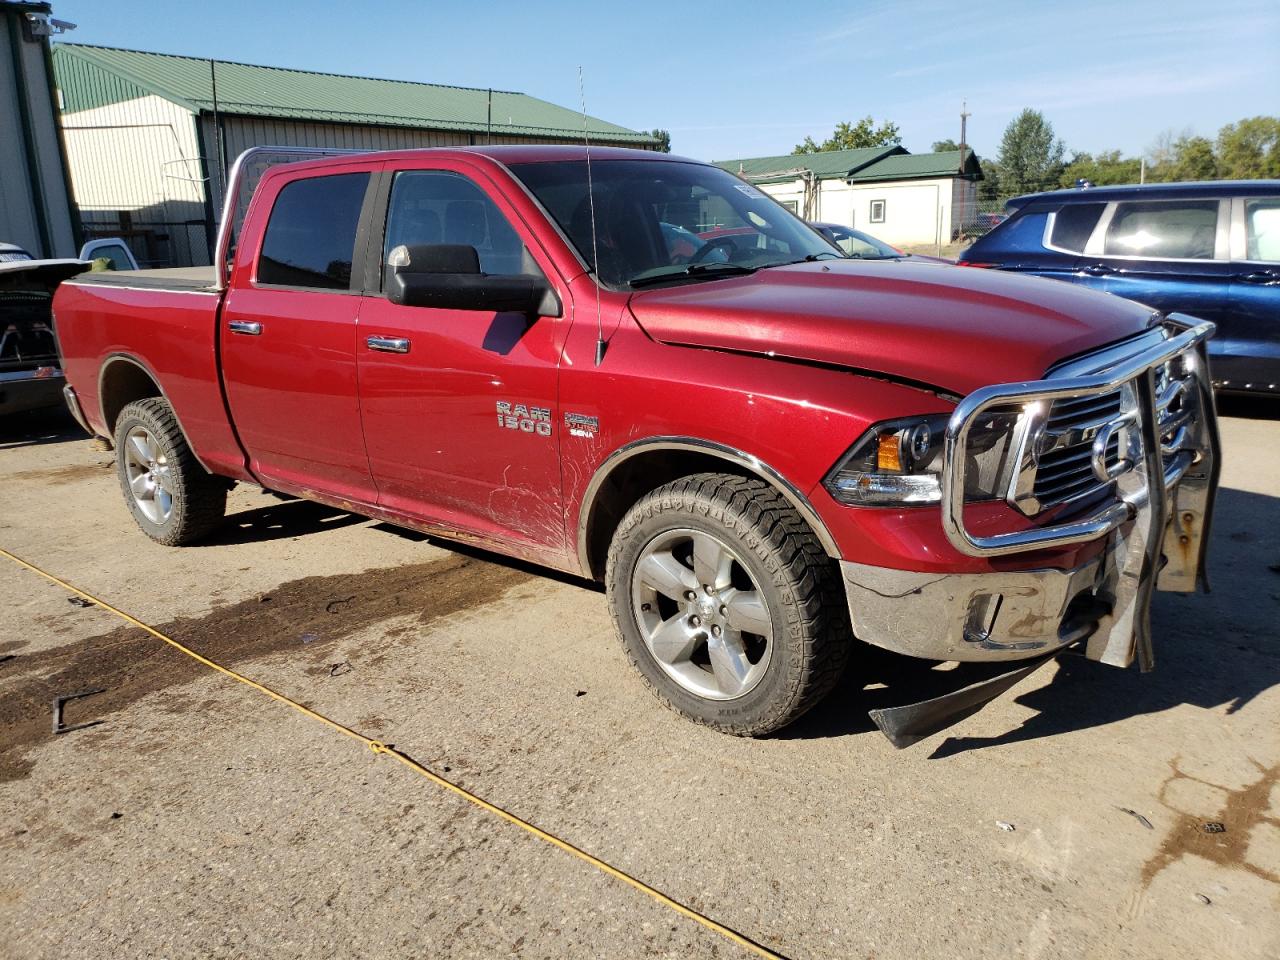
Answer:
[647, 128, 672, 153]
[1216, 116, 1280, 179]
[793, 116, 901, 154]
[1163, 135, 1218, 181]
[998, 108, 1066, 192]
[977, 159, 1003, 201]
[1058, 150, 1142, 188]
[931, 138, 960, 152]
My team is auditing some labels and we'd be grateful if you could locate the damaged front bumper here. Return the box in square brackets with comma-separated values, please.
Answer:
[843, 316, 1220, 743]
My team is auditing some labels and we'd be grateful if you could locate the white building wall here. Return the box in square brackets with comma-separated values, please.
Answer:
[0, 14, 77, 258]
[760, 176, 964, 248]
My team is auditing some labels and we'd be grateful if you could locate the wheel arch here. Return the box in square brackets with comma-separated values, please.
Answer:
[97, 354, 209, 472]
[576, 437, 839, 580]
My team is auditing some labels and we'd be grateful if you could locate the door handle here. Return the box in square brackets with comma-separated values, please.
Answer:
[366, 335, 411, 354]
[1082, 264, 1113, 277]
[228, 320, 262, 335]
[1237, 271, 1278, 284]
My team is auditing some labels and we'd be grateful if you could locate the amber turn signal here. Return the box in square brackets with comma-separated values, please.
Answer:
[875, 433, 903, 471]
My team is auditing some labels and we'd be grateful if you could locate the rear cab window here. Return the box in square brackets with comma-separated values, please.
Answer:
[1102, 200, 1219, 260]
[257, 172, 371, 290]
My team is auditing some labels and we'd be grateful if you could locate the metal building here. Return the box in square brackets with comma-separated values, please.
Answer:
[1, 1, 78, 258]
[51, 43, 656, 267]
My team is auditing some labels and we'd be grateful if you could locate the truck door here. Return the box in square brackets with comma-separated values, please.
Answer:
[355, 163, 570, 554]
[220, 167, 380, 503]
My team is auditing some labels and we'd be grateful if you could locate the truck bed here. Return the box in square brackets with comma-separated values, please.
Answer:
[68, 266, 217, 292]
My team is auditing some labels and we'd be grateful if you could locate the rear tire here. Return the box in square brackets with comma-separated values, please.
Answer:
[606, 473, 852, 736]
[114, 397, 226, 545]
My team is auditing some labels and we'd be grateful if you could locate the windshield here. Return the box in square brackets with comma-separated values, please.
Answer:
[509, 160, 837, 288]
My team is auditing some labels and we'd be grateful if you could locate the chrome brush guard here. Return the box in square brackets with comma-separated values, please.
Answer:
[940, 315, 1220, 670]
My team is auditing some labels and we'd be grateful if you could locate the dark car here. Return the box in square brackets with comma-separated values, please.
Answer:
[1, 259, 89, 416]
[0, 242, 35, 263]
[810, 223, 951, 263]
[958, 181, 1280, 394]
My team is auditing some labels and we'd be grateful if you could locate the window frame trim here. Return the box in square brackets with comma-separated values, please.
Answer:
[869, 199, 886, 224]
[1231, 194, 1280, 264]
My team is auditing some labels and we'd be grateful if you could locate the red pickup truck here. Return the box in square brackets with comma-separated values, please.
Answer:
[53, 145, 1220, 744]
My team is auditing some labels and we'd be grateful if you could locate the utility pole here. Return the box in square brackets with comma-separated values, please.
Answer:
[959, 100, 970, 155]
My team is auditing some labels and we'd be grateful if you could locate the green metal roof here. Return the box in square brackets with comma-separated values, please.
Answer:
[715, 146, 903, 182]
[715, 145, 982, 183]
[851, 148, 982, 182]
[52, 44, 654, 145]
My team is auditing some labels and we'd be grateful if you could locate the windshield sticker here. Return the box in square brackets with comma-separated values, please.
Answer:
[733, 184, 765, 199]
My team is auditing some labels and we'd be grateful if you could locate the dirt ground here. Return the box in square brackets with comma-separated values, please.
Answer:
[1, 401, 1277, 960]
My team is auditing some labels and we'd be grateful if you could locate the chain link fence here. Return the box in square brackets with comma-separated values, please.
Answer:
[954, 177, 1067, 242]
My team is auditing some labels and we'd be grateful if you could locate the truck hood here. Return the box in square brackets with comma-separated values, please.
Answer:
[627, 259, 1156, 396]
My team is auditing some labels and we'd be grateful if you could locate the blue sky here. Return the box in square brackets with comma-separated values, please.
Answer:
[50, 0, 1278, 163]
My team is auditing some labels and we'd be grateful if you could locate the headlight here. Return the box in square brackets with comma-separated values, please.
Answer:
[824, 409, 1023, 507]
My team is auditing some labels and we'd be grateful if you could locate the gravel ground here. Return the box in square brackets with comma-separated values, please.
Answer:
[1, 402, 1277, 960]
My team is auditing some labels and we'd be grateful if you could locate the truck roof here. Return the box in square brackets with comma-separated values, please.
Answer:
[274, 144, 695, 174]
[1007, 178, 1280, 211]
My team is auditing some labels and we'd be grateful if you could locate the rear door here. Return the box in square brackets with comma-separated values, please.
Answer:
[355, 160, 570, 552]
[1081, 198, 1236, 329]
[1224, 195, 1280, 389]
[220, 164, 381, 503]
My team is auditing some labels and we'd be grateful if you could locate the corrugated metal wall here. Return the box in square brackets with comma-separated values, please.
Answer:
[0, 11, 78, 258]
[57, 47, 211, 266]
[58, 59, 612, 267]
[202, 114, 579, 215]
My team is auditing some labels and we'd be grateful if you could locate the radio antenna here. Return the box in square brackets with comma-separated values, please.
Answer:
[578, 66, 606, 366]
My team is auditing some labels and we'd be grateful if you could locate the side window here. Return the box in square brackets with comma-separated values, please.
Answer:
[383, 170, 533, 280]
[1103, 200, 1218, 260]
[1048, 203, 1105, 252]
[87, 243, 136, 270]
[1244, 198, 1280, 262]
[258, 172, 370, 289]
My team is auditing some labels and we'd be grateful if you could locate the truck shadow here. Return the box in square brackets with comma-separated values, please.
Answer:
[1216, 394, 1280, 421]
[0, 406, 86, 449]
[782, 485, 1280, 752]
[201, 497, 366, 545]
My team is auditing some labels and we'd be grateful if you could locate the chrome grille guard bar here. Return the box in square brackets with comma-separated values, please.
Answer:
[941, 317, 1217, 559]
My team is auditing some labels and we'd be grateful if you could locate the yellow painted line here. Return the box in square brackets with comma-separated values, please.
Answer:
[2, 546, 788, 960]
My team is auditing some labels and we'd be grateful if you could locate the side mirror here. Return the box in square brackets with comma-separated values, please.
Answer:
[386, 244, 561, 317]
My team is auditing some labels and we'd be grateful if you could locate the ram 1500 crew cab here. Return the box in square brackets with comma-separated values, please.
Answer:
[53, 145, 1220, 742]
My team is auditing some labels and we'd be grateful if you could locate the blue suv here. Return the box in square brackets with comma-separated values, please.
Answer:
[958, 181, 1280, 395]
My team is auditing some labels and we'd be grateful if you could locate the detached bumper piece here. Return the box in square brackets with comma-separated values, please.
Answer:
[0, 365, 64, 416]
[846, 316, 1220, 747]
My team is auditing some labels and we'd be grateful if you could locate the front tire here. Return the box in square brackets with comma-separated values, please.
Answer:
[605, 473, 852, 736]
[114, 397, 227, 545]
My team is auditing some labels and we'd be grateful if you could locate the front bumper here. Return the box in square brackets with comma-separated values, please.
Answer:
[841, 315, 1220, 668]
[0, 366, 64, 416]
[841, 554, 1104, 662]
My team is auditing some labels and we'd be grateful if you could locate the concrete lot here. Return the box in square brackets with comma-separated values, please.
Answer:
[1, 402, 1277, 960]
